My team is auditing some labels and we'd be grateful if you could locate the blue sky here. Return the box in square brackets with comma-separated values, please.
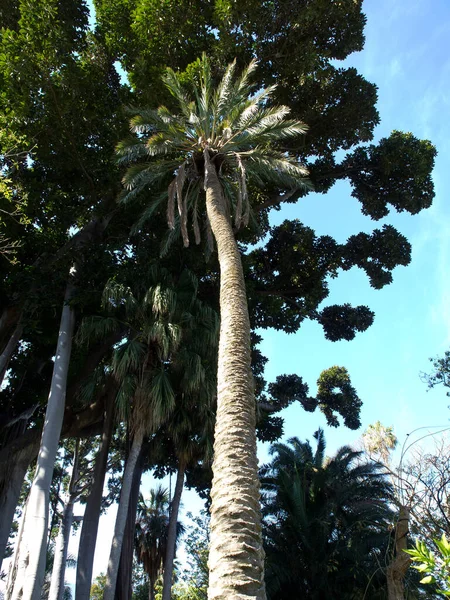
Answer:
[257, 0, 450, 460]
[62, 0, 450, 586]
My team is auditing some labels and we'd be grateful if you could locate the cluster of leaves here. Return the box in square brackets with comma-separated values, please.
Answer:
[406, 535, 450, 595]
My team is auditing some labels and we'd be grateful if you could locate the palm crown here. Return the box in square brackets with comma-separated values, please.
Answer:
[117, 54, 310, 248]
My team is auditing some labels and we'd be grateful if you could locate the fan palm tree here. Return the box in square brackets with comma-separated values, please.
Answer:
[134, 486, 182, 600]
[80, 266, 218, 599]
[117, 54, 310, 599]
[261, 430, 394, 599]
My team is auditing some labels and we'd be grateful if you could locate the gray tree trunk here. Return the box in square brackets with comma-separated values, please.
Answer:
[114, 447, 144, 600]
[0, 306, 21, 355]
[7, 278, 76, 600]
[0, 320, 23, 387]
[162, 463, 185, 600]
[204, 150, 266, 600]
[48, 441, 80, 600]
[0, 444, 35, 573]
[75, 396, 115, 600]
[103, 430, 144, 600]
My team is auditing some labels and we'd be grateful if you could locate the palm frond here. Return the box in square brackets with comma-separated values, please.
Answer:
[76, 315, 123, 346]
[162, 69, 193, 119]
[112, 338, 146, 379]
[150, 368, 176, 428]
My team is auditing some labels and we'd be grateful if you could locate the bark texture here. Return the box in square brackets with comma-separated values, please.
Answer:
[75, 396, 115, 600]
[8, 281, 76, 600]
[162, 464, 185, 600]
[386, 505, 411, 600]
[204, 150, 266, 600]
[103, 430, 144, 600]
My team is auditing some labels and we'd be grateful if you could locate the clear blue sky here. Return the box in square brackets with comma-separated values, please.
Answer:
[66, 0, 450, 585]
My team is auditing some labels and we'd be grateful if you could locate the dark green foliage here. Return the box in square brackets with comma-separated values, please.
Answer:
[246, 219, 410, 339]
[261, 431, 394, 599]
[318, 304, 374, 342]
[344, 131, 436, 220]
[256, 366, 362, 442]
[343, 225, 411, 289]
[422, 349, 450, 396]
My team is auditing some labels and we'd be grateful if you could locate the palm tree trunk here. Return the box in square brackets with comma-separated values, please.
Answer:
[8, 278, 76, 600]
[75, 396, 115, 600]
[204, 150, 266, 600]
[115, 444, 145, 600]
[387, 505, 411, 600]
[104, 429, 144, 600]
[0, 319, 23, 386]
[162, 463, 185, 600]
[48, 440, 80, 600]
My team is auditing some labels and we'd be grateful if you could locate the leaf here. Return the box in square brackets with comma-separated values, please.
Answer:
[420, 575, 435, 585]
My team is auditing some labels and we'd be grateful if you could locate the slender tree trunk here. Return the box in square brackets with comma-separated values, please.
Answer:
[114, 444, 145, 600]
[8, 277, 76, 600]
[0, 445, 34, 572]
[0, 320, 23, 386]
[162, 463, 185, 600]
[387, 505, 411, 600]
[49, 440, 80, 600]
[149, 580, 156, 600]
[75, 396, 115, 600]
[104, 429, 144, 600]
[204, 150, 266, 600]
[0, 306, 21, 355]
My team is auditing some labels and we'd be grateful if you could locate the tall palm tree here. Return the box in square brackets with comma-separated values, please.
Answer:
[261, 430, 394, 599]
[80, 265, 217, 599]
[117, 55, 310, 599]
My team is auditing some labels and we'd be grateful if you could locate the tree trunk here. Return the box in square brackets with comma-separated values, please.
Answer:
[386, 505, 411, 600]
[114, 444, 145, 600]
[7, 278, 76, 600]
[162, 463, 185, 600]
[75, 396, 115, 600]
[0, 442, 36, 573]
[0, 320, 23, 386]
[204, 150, 266, 600]
[0, 306, 21, 356]
[103, 429, 144, 600]
[48, 440, 80, 600]
[149, 582, 156, 600]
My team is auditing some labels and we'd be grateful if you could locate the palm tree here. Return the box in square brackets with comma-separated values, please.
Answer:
[117, 55, 310, 599]
[80, 266, 217, 599]
[135, 487, 184, 600]
[261, 430, 394, 599]
[161, 396, 215, 600]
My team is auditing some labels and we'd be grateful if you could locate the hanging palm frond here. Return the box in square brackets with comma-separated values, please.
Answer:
[117, 54, 311, 252]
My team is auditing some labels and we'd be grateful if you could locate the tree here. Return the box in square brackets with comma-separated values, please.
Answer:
[134, 487, 183, 600]
[88, 266, 217, 598]
[118, 55, 310, 599]
[261, 430, 394, 599]
[406, 535, 450, 595]
[8, 275, 76, 600]
[90, 573, 107, 600]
